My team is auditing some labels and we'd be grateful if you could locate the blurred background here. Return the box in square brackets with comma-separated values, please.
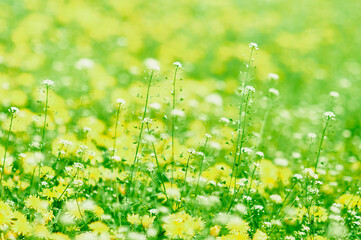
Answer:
[0, 0, 361, 139]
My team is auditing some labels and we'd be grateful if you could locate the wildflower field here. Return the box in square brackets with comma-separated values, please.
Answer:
[1, 0, 361, 239]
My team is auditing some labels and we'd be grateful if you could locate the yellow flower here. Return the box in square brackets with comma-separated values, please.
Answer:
[336, 194, 361, 209]
[297, 206, 328, 222]
[142, 215, 155, 228]
[11, 212, 32, 236]
[89, 221, 109, 234]
[25, 195, 49, 214]
[51, 232, 72, 240]
[163, 211, 204, 239]
[226, 217, 250, 234]
[127, 213, 141, 225]
[34, 224, 52, 239]
[253, 229, 268, 240]
[0, 201, 13, 226]
[217, 232, 249, 240]
[210, 225, 221, 237]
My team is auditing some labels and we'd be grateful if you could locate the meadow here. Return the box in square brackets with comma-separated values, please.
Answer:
[1, 0, 361, 239]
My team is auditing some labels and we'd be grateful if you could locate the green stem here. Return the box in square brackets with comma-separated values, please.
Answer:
[194, 139, 209, 199]
[314, 120, 329, 172]
[0, 113, 14, 196]
[227, 48, 254, 198]
[38, 85, 50, 193]
[171, 66, 178, 187]
[128, 70, 154, 197]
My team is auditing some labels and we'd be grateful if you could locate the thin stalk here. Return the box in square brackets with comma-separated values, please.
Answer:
[113, 103, 121, 204]
[194, 138, 209, 199]
[128, 70, 154, 196]
[183, 153, 192, 195]
[171, 66, 179, 186]
[234, 92, 251, 187]
[38, 85, 50, 192]
[227, 49, 254, 198]
[0, 113, 14, 196]
[146, 123, 169, 201]
[314, 120, 329, 172]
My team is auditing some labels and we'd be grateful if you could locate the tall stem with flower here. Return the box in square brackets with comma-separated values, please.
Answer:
[128, 67, 158, 197]
[227, 43, 258, 198]
[37, 79, 54, 193]
[0, 107, 19, 196]
[170, 62, 182, 187]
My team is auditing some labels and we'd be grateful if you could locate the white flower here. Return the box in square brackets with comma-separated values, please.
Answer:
[241, 147, 253, 155]
[74, 162, 84, 169]
[171, 109, 185, 117]
[142, 118, 153, 124]
[187, 148, 196, 155]
[270, 194, 283, 204]
[268, 73, 279, 81]
[59, 139, 73, 147]
[329, 91, 339, 98]
[249, 42, 259, 50]
[274, 158, 288, 167]
[144, 134, 156, 143]
[75, 58, 94, 70]
[220, 117, 230, 123]
[41, 79, 55, 87]
[144, 58, 160, 72]
[149, 102, 161, 110]
[256, 151, 264, 158]
[206, 94, 223, 106]
[307, 133, 317, 139]
[173, 61, 182, 68]
[293, 174, 303, 180]
[73, 179, 84, 187]
[83, 127, 91, 132]
[303, 168, 318, 179]
[245, 86, 255, 94]
[116, 98, 126, 105]
[9, 107, 19, 114]
[324, 111, 336, 120]
[268, 88, 279, 96]
[205, 133, 212, 140]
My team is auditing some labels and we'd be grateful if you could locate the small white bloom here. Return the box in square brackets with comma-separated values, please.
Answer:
[220, 117, 230, 123]
[245, 86, 255, 94]
[9, 107, 19, 114]
[75, 58, 94, 70]
[187, 148, 196, 155]
[268, 88, 279, 96]
[171, 109, 185, 117]
[268, 73, 279, 81]
[293, 174, 303, 180]
[307, 133, 317, 139]
[205, 133, 212, 140]
[173, 61, 182, 68]
[274, 158, 288, 167]
[206, 94, 223, 106]
[142, 118, 153, 124]
[324, 111, 336, 120]
[270, 194, 283, 204]
[116, 98, 126, 105]
[241, 147, 253, 155]
[256, 151, 264, 158]
[74, 162, 84, 169]
[149, 102, 161, 110]
[144, 58, 160, 72]
[73, 179, 84, 187]
[41, 79, 55, 87]
[83, 127, 91, 132]
[249, 42, 259, 50]
[329, 91, 339, 98]
[303, 168, 318, 179]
